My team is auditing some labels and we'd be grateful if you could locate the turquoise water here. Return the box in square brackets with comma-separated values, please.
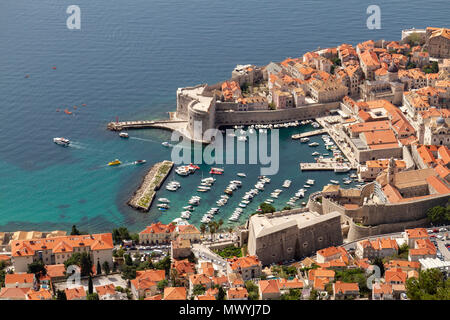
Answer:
[0, 0, 448, 233]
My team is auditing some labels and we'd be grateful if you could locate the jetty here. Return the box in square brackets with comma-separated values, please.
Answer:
[300, 162, 356, 171]
[107, 119, 187, 132]
[128, 160, 174, 212]
[292, 128, 327, 139]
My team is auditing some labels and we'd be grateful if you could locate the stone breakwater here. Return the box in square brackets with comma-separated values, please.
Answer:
[128, 160, 174, 212]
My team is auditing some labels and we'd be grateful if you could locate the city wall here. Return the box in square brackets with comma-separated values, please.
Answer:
[215, 102, 340, 126]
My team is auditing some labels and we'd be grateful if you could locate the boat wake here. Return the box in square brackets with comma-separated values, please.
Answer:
[68, 142, 87, 150]
[129, 137, 160, 144]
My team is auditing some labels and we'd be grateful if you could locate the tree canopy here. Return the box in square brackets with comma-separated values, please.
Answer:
[406, 269, 450, 300]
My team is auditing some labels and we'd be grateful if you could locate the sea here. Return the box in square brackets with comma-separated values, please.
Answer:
[0, 0, 448, 233]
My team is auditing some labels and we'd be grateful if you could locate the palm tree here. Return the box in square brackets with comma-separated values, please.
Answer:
[218, 219, 224, 233]
[200, 223, 206, 237]
[208, 222, 216, 241]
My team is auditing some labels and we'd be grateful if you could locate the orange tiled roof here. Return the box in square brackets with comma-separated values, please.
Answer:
[227, 287, 248, 299]
[5, 273, 34, 285]
[438, 146, 450, 165]
[259, 279, 280, 294]
[228, 255, 260, 271]
[140, 222, 176, 235]
[366, 159, 406, 168]
[131, 269, 166, 290]
[189, 273, 212, 286]
[385, 268, 407, 284]
[10, 233, 113, 257]
[385, 260, 420, 270]
[144, 294, 162, 300]
[426, 176, 450, 194]
[65, 286, 86, 300]
[373, 283, 392, 295]
[277, 278, 304, 290]
[360, 50, 380, 68]
[178, 224, 200, 234]
[26, 288, 52, 300]
[435, 164, 450, 180]
[334, 281, 359, 294]
[0, 287, 29, 299]
[95, 283, 116, 297]
[171, 259, 195, 277]
[197, 294, 215, 300]
[45, 264, 66, 279]
[163, 287, 186, 300]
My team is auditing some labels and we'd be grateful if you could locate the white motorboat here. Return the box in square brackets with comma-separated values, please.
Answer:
[309, 142, 319, 147]
[334, 165, 351, 173]
[306, 179, 315, 185]
[282, 180, 292, 188]
[158, 198, 170, 203]
[53, 137, 70, 146]
[119, 132, 129, 138]
[300, 137, 310, 143]
[312, 152, 320, 156]
[162, 141, 171, 147]
[330, 180, 339, 184]
[237, 173, 246, 177]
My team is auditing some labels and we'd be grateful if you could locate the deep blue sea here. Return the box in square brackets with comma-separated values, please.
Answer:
[0, 0, 448, 233]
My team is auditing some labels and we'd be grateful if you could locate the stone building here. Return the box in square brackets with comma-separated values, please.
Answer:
[425, 27, 450, 59]
[247, 209, 342, 266]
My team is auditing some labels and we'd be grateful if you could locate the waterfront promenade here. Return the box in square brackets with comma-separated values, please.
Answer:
[292, 128, 327, 139]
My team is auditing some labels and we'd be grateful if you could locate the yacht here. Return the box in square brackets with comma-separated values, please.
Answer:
[312, 151, 320, 156]
[300, 137, 310, 143]
[237, 173, 246, 178]
[53, 137, 70, 146]
[306, 179, 315, 185]
[158, 198, 170, 203]
[157, 203, 169, 209]
[180, 211, 191, 219]
[210, 167, 224, 175]
[119, 132, 129, 138]
[330, 180, 339, 184]
[133, 160, 146, 165]
[308, 142, 320, 147]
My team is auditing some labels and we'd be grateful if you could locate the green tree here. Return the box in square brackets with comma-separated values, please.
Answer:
[309, 289, 318, 300]
[157, 279, 169, 292]
[245, 280, 259, 300]
[193, 284, 206, 296]
[27, 259, 47, 277]
[406, 32, 422, 46]
[124, 254, 133, 266]
[281, 288, 301, 300]
[87, 292, 99, 300]
[70, 225, 81, 235]
[259, 202, 276, 214]
[56, 289, 67, 300]
[200, 223, 206, 236]
[120, 264, 137, 280]
[64, 252, 93, 277]
[282, 206, 292, 211]
[112, 227, 132, 245]
[217, 286, 226, 300]
[268, 102, 276, 110]
[88, 275, 93, 294]
[96, 261, 102, 275]
[406, 268, 450, 300]
[102, 261, 110, 275]
[154, 256, 171, 275]
[427, 205, 449, 225]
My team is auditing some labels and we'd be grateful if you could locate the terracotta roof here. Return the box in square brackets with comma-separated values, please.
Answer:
[140, 222, 176, 235]
[171, 259, 195, 277]
[317, 246, 341, 258]
[189, 273, 212, 286]
[334, 281, 359, 294]
[385, 268, 407, 284]
[65, 286, 86, 300]
[228, 255, 260, 271]
[26, 288, 52, 300]
[45, 264, 66, 279]
[0, 287, 28, 299]
[10, 233, 113, 257]
[163, 287, 186, 300]
[227, 287, 248, 299]
[426, 175, 450, 194]
[95, 283, 116, 297]
[435, 164, 450, 180]
[385, 260, 421, 270]
[197, 295, 215, 300]
[277, 278, 304, 290]
[372, 283, 392, 295]
[131, 269, 166, 291]
[349, 120, 390, 134]
[259, 280, 280, 294]
[406, 228, 429, 239]
[177, 224, 200, 234]
[5, 273, 34, 285]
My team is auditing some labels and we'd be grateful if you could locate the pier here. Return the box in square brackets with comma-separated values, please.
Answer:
[107, 119, 187, 132]
[291, 128, 327, 139]
[128, 160, 174, 212]
[300, 162, 356, 171]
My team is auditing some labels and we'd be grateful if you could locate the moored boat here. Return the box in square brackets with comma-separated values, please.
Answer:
[53, 137, 70, 146]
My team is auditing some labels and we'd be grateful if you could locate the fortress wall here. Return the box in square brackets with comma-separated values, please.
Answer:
[357, 146, 403, 163]
[347, 217, 429, 241]
[249, 213, 343, 266]
[215, 102, 339, 126]
[322, 193, 449, 227]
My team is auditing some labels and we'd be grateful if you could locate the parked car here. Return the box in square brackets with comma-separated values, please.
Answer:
[439, 228, 447, 232]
